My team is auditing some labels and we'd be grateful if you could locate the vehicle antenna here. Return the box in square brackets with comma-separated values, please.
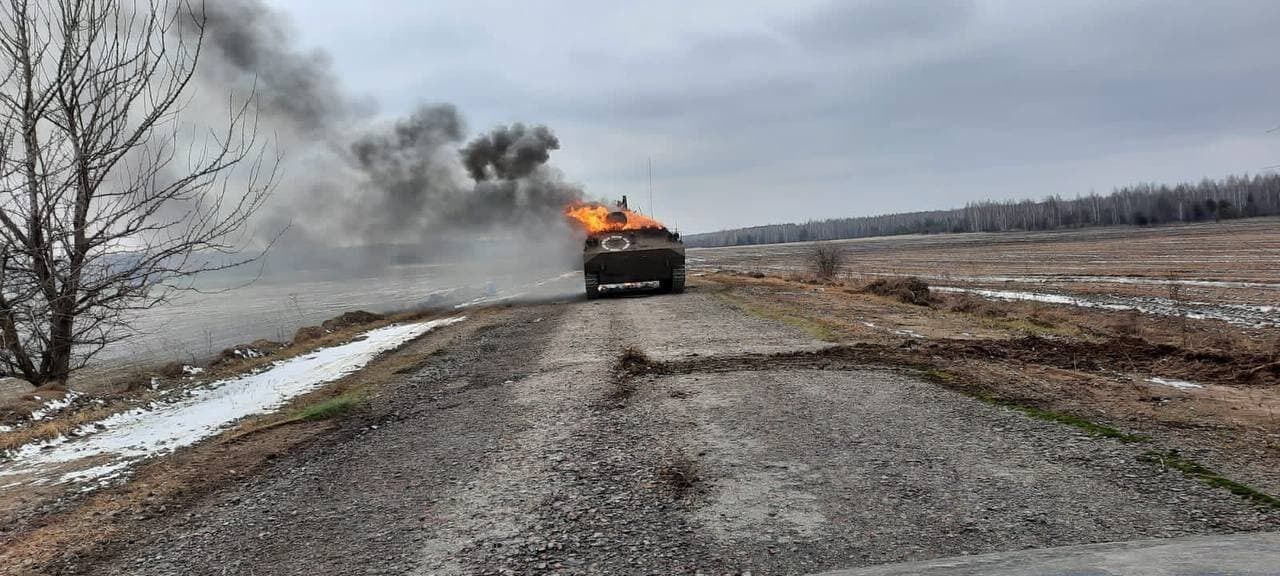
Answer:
[648, 157, 653, 218]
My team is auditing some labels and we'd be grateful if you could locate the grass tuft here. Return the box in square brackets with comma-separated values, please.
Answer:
[1141, 450, 1280, 509]
[982, 317, 1078, 337]
[291, 393, 363, 422]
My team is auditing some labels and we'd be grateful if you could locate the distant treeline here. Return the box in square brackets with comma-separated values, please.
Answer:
[685, 173, 1280, 248]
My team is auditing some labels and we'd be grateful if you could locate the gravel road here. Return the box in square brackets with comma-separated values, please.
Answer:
[58, 288, 1277, 575]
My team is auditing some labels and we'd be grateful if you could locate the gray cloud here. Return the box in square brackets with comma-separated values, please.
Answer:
[782, 0, 977, 50]
[262, 0, 1280, 233]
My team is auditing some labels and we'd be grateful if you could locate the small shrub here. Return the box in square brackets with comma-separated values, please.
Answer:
[860, 277, 932, 306]
[808, 244, 845, 280]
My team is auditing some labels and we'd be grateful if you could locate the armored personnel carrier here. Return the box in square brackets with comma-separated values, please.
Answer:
[579, 197, 685, 299]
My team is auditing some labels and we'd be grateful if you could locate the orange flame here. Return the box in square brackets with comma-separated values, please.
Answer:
[564, 202, 667, 234]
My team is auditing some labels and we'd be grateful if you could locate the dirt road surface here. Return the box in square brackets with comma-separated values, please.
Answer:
[49, 289, 1276, 575]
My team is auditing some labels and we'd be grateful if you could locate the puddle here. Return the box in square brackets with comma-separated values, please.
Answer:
[935, 287, 1280, 328]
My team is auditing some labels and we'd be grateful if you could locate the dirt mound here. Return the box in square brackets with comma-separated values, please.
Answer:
[858, 277, 932, 306]
[655, 335, 1280, 388]
[321, 310, 384, 331]
[614, 346, 654, 376]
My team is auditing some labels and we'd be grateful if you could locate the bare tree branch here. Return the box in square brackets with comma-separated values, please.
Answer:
[0, 0, 275, 384]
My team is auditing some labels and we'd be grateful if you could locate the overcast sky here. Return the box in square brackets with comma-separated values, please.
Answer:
[264, 0, 1280, 233]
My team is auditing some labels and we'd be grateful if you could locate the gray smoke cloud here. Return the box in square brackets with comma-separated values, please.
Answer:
[461, 124, 561, 182]
[186, 0, 587, 274]
[347, 104, 467, 236]
[200, 0, 350, 133]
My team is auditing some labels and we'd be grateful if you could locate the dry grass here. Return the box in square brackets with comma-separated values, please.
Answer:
[946, 294, 1007, 318]
[715, 292, 844, 342]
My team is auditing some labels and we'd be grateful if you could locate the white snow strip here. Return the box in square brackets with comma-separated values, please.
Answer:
[0, 425, 12, 433]
[935, 286, 1107, 308]
[0, 317, 465, 483]
[58, 461, 130, 485]
[1148, 377, 1204, 390]
[30, 391, 80, 421]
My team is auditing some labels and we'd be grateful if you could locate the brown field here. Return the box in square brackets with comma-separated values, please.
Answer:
[690, 217, 1280, 310]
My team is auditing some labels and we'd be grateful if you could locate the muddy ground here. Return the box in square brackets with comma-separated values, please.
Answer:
[5, 282, 1277, 575]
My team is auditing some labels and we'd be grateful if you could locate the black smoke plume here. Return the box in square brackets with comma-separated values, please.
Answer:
[461, 124, 561, 181]
[188, 0, 587, 262]
[200, 0, 350, 134]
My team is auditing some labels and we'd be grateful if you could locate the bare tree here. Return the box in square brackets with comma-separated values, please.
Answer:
[0, 0, 275, 385]
[808, 243, 845, 280]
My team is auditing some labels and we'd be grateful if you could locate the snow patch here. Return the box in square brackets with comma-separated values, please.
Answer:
[181, 365, 204, 375]
[59, 461, 130, 485]
[0, 317, 465, 485]
[30, 391, 80, 421]
[1148, 377, 1204, 390]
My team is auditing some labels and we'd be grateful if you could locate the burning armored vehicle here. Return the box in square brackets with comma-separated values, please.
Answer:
[566, 197, 685, 299]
